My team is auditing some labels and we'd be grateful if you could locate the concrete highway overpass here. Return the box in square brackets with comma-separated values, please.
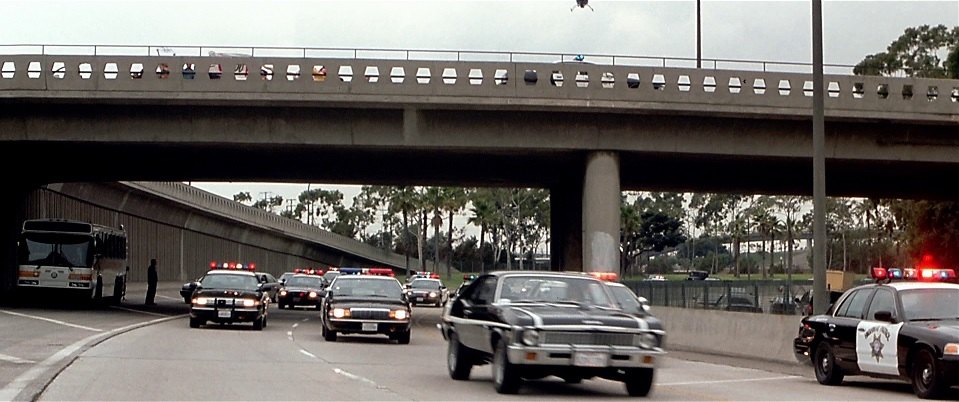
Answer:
[1, 48, 957, 275]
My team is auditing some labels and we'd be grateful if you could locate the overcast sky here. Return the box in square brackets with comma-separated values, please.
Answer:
[3, 0, 957, 229]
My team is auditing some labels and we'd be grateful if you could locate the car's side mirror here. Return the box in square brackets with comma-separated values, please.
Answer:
[318, 289, 327, 298]
[874, 310, 896, 323]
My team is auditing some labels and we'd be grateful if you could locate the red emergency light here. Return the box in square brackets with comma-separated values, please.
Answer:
[589, 272, 620, 282]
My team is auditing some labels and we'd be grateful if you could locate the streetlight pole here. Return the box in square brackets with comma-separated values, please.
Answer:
[811, 0, 828, 315]
[696, 0, 702, 69]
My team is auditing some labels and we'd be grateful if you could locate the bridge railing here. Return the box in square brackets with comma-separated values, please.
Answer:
[0, 44, 858, 74]
[123, 181, 421, 270]
[625, 279, 815, 316]
[2, 53, 956, 122]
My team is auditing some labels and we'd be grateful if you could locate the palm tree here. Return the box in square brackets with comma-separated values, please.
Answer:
[440, 187, 470, 274]
[469, 189, 497, 272]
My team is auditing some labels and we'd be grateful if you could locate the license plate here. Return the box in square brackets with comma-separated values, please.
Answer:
[217, 310, 231, 318]
[572, 352, 608, 367]
[416, 297, 423, 302]
[362, 323, 377, 331]
[292, 297, 301, 302]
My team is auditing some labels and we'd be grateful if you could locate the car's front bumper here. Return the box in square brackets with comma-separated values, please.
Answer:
[506, 343, 663, 369]
[409, 294, 441, 304]
[327, 318, 411, 335]
[191, 307, 263, 323]
[277, 295, 321, 307]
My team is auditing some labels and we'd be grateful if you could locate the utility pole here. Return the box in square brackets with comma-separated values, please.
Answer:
[812, 0, 828, 315]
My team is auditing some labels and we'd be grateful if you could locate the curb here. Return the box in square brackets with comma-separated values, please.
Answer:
[4, 313, 186, 401]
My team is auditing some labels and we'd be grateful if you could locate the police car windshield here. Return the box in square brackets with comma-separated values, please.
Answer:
[200, 273, 259, 291]
[900, 288, 959, 321]
[410, 279, 441, 290]
[498, 276, 615, 307]
[608, 286, 641, 311]
[286, 276, 324, 288]
[329, 277, 402, 298]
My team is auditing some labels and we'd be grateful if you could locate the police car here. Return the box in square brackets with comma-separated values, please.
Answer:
[793, 263, 959, 399]
[189, 262, 270, 330]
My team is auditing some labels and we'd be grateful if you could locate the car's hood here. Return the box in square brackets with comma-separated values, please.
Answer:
[283, 286, 322, 293]
[913, 320, 959, 338]
[329, 297, 407, 309]
[500, 304, 646, 329]
[194, 288, 260, 299]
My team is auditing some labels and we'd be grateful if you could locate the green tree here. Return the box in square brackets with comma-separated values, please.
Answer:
[233, 191, 252, 204]
[854, 24, 959, 78]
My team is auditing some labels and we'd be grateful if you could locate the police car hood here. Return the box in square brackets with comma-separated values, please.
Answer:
[194, 288, 260, 299]
[500, 303, 644, 329]
[916, 320, 959, 337]
[330, 296, 407, 309]
[283, 286, 322, 293]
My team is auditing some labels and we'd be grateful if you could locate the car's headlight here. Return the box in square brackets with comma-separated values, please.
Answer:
[193, 297, 208, 305]
[945, 343, 959, 355]
[637, 333, 659, 349]
[242, 299, 256, 307]
[391, 310, 409, 320]
[309, 291, 318, 298]
[279, 290, 287, 296]
[521, 329, 540, 346]
[429, 292, 437, 298]
[332, 308, 350, 318]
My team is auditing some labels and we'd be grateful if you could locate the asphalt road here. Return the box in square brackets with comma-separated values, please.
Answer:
[3, 283, 957, 401]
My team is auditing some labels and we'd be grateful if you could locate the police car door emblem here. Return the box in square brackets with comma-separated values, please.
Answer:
[864, 326, 891, 363]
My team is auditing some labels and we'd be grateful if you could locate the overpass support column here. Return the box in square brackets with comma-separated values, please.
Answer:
[582, 151, 620, 273]
[550, 181, 583, 272]
[0, 184, 31, 296]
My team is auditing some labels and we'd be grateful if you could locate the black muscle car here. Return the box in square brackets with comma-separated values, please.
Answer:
[794, 279, 959, 399]
[320, 275, 412, 344]
[277, 274, 325, 309]
[188, 270, 269, 330]
[439, 271, 665, 396]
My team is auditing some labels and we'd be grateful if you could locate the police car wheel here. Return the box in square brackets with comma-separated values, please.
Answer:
[396, 330, 411, 345]
[813, 343, 844, 385]
[911, 348, 947, 399]
[252, 317, 264, 331]
[492, 338, 521, 394]
[624, 368, 654, 397]
[447, 332, 473, 380]
[189, 318, 202, 328]
[323, 325, 337, 342]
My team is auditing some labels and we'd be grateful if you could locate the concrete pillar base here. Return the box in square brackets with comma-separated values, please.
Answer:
[583, 151, 621, 273]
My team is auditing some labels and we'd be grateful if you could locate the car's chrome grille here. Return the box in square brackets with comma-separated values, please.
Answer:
[541, 331, 635, 347]
[349, 308, 390, 320]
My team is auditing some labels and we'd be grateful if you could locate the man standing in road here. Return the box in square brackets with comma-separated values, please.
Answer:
[145, 258, 158, 305]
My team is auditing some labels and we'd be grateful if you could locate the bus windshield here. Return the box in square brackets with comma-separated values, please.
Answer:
[18, 232, 94, 268]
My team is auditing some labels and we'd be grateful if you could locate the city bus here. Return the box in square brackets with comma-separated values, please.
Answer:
[17, 219, 128, 302]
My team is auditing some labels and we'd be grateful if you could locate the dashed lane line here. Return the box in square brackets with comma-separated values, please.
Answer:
[0, 310, 103, 332]
[299, 349, 316, 359]
[0, 353, 35, 364]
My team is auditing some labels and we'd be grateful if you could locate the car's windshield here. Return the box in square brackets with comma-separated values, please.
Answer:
[900, 288, 959, 321]
[608, 286, 641, 311]
[329, 277, 402, 298]
[410, 279, 441, 290]
[323, 271, 341, 282]
[18, 233, 94, 268]
[498, 275, 614, 307]
[200, 273, 259, 291]
[286, 276, 324, 288]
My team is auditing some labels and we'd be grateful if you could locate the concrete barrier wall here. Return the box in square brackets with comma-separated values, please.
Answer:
[656, 306, 804, 364]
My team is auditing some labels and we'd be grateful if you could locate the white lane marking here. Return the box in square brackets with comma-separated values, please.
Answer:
[292, 323, 299, 328]
[0, 310, 103, 332]
[658, 375, 800, 387]
[157, 295, 180, 301]
[109, 306, 168, 317]
[0, 314, 185, 401]
[333, 368, 380, 388]
[301, 318, 309, 322]
[299, 349, 316, 358]
[287, 331, 293, 337]
[0, 353, 35, 364]
[288, 336, 294, 341]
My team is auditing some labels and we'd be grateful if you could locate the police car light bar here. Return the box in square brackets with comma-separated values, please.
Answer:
[589, 272, 620, 282]
[872, 266, 956, 283]
[210, 261, 256, 271]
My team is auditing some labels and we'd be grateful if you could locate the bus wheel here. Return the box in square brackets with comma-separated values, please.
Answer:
[93, 277, 103, 301]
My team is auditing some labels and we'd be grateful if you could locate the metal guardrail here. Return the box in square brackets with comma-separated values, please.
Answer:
[0, 44, 859, 74]
[625, 279, 814, 316]
[120, 181, 424, 271]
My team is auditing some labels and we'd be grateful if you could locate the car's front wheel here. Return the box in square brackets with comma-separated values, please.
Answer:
[322, 325, 337, 342]
[395, 330, 411, 345]
[492, 338, 521, 394]
[189, 318, 203, 328]
[447, 332, 473, 380]
[252, 317, 264, 331]
[814, 343, 844, 385]
[624, 368, 654, 396]
[911, 348, 947, 399]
